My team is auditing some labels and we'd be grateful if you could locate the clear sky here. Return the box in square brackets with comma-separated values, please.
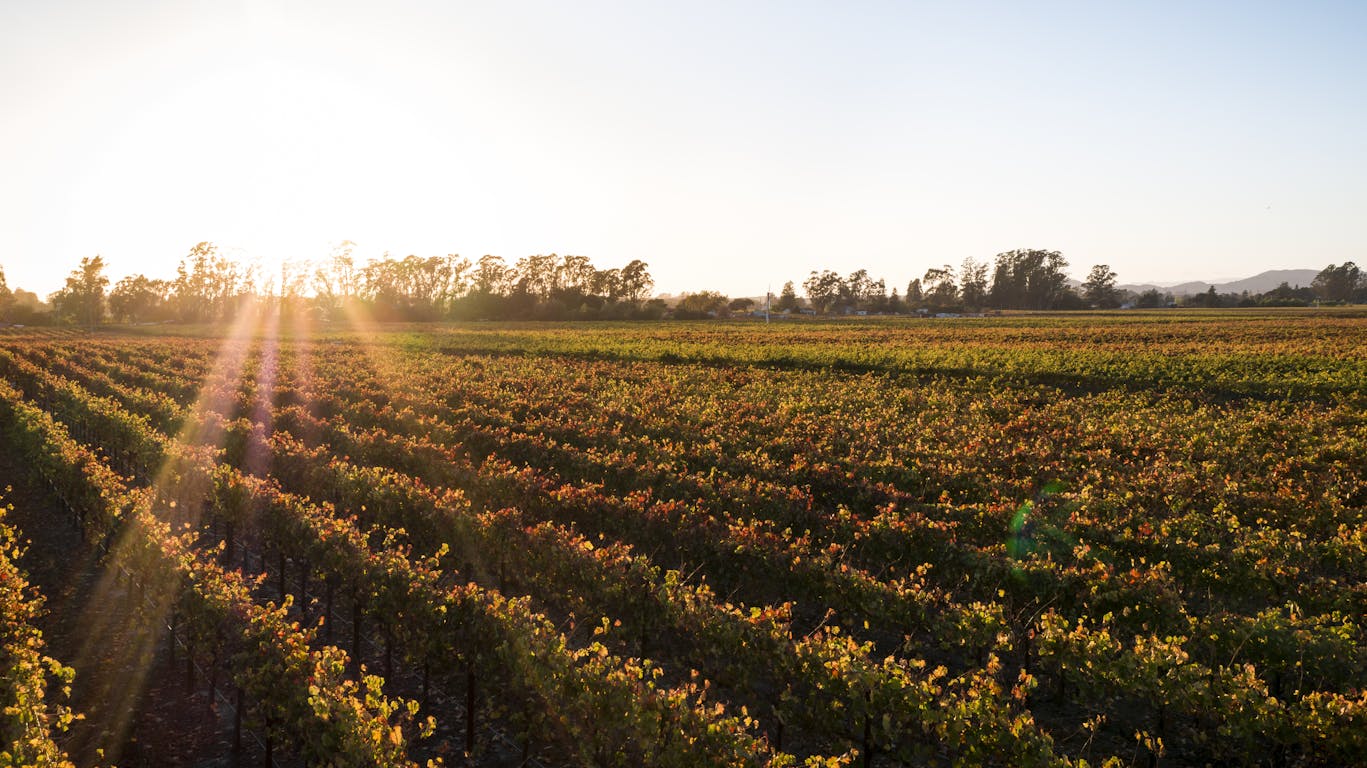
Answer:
[3, 0, 1364, 297]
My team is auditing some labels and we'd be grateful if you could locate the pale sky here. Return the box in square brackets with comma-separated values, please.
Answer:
[2, 1, 1364, 297]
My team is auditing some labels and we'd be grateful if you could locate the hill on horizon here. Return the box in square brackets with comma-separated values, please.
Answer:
[1118, 268, 1319, 296]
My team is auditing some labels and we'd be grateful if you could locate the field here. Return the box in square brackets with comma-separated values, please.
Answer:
[1, 309, 1364, 767]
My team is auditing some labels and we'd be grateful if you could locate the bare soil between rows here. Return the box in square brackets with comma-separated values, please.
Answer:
[1, 443, 245, 767]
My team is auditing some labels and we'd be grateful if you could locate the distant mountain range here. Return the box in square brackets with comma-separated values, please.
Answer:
[1116, 269, 1319, 297]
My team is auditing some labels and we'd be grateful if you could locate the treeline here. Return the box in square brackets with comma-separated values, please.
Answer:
[777, 251, 1366, 315]
[2, 244, 661, 325]
[794, 249, 1080, 314]
[1, 245, 1363, 326]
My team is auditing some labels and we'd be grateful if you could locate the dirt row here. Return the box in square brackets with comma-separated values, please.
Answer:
[1, 443, 240, 767]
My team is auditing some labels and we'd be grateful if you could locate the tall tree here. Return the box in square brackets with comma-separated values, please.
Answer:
[1312, 262, 1361, 303]
[276, 260, 311, 305]
[360, 254, 463, 320]
[959, 257, 989, 309]
[1082, 264, 1121, 308]
[868, 278, 888, 312]
[905, 278, 923, 309]
[921, 265, 959, 309]
[842, 270, 887, 311]
[173, 242, 242, 322]
[50, 255, 109, 325]
[845, 269, 874, 310]
[558, 255, 597, 297]
[886, 286, 902, 314]
[989, 249, 1073, 310]
[618, 259, 654, 303]
[674, 291, 729, 318]
[514, 254, 562, 299]
[109, 275, 170, 323]
[0, 266, 12, 322]
[803, 270, 845, 314]
[313, 240, 365, 316]
[774, 281, 800, 312]
[471, 255, 513, 295]
[1135, 288, 1167, 308]
[591, 268, 623, 302]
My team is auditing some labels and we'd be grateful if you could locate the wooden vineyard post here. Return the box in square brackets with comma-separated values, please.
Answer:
[351, 585, 363, 671]
[324, 577, 334, 643]
[208, 645, 219, 714]
[421, 662, 430, 712]
[465, 665, 476, 757]
[862, 690, 874, 768]
[277, 551, 286, 603]
[233, 688, 243, 756]
[185, 638, 195, 692]
[384, 627, 393, 681]
[639, 613, 649, 659]
[223, 521, 234, 566]
[863, 715, 873, 768]
[299, 558, 309, 623]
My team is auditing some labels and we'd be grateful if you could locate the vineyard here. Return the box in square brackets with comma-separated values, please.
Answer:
[1, 310, 1364, 766]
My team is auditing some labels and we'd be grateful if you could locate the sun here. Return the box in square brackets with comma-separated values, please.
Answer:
[225, 245, 321, 299]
